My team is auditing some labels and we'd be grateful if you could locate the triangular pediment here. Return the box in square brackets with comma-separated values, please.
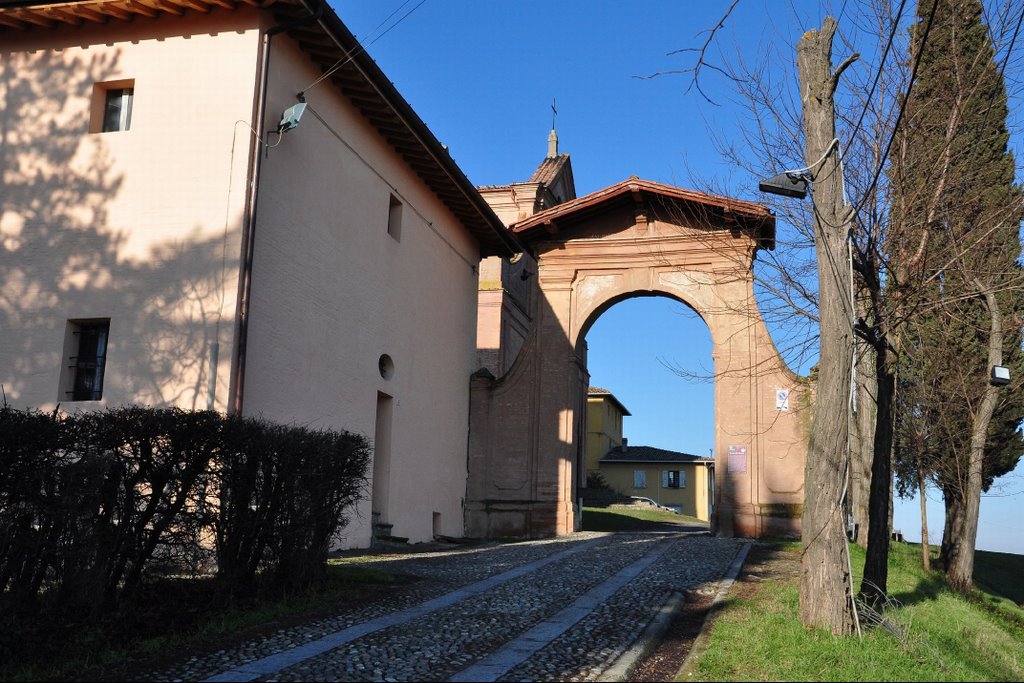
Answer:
[510, 178, 775, 250]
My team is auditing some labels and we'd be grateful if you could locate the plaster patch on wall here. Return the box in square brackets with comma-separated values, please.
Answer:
[575, 274, 620, 313]
[659, 270, 713, 310]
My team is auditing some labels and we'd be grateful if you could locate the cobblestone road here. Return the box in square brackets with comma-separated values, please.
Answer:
[148, 531, 745, 682]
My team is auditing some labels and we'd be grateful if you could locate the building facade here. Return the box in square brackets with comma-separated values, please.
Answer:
[0, 0, 517, 548]
[599, 445, 714, 522]
[585, 387, 630, 477]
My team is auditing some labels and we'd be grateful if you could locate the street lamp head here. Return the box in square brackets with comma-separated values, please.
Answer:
[759, 172, 809, 199]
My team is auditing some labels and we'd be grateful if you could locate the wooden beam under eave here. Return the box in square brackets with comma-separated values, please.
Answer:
[0, 14, 31, 29]
[43, 7, 83, 26]
[71, 5, 111, 23]
[136, 0, 183, 16]
[16, 11, 57, 28]
[204, 0, 237, 9]
[290, 26, 325, 42]
[337, 81, 378, 99]
[630, 187, 648, 224]
[123, 0, 160, 18]
[298, 42, 340, 62]
[351, 99, 393, 117]
[97, 3, 136, 21]
[178, 0, 212, 13]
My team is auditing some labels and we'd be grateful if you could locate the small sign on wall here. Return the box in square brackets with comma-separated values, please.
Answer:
[776, 388, 790, 411]
[728, 445, 747, 473]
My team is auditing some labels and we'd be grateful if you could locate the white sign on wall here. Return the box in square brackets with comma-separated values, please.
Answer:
[776, 388, 790, 412]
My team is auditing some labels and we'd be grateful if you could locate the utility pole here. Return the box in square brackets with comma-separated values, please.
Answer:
[796, 16, 859, 635]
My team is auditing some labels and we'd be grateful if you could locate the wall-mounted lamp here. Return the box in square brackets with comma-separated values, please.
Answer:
[991, 365, 1011, 386]
[277, 93, 308, 134]
[759, 172, 810, 199]
[758, 139, 840, 200]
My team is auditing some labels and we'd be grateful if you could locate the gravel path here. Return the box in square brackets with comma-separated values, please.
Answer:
[146, 531, 745, 682]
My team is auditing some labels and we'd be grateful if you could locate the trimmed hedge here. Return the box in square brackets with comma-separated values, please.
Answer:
[0, 406, 370, 615]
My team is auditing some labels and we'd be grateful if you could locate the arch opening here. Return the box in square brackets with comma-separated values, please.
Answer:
[579, 294, 716, 525]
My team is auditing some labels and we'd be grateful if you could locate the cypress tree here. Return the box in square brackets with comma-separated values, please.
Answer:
[890, 0, 1023, 587]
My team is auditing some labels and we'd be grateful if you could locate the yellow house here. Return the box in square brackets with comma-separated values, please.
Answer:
[585, 387, 631, 476]
[600, 445, 714, 522]
[585, 386, 714, 522]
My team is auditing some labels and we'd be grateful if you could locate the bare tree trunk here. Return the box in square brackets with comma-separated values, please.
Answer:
[918, 463, 930, 571]
[947, 288, 1003, 591]
[860, 353, 893, 603]
[852, 327, 877, 549]
[797, 16, 858, 635]
[940, 486, 963, 569]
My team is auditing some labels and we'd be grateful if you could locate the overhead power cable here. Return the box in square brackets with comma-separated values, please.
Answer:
[300, 0, 430, 97]
[854, 0, 941, 215]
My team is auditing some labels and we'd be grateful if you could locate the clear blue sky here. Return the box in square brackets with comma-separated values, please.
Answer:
[332, 0, 1024, 555]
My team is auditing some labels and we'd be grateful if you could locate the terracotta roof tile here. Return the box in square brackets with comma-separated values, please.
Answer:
[600, 445, 714, 464]
[529, 154, 570, 185]
[586, 387, 631, 416]
[510, 177, 774, 249]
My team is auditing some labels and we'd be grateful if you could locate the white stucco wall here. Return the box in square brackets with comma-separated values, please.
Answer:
[0, 11, 260, 412]
[243, 34, 481, 548]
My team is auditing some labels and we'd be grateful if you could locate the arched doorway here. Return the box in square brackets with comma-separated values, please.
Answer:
[466, 179, 807, 539]
[581, 295, 715, 522]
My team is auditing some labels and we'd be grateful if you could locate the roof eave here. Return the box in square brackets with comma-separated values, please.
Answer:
[288, 0, 520, 258]
[0, 0, 522, 259]
[511, 179, 775, 249]
[600, 458, 714, 464]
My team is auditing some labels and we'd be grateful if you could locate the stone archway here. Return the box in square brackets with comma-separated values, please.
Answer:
[466, 179, 807, 539]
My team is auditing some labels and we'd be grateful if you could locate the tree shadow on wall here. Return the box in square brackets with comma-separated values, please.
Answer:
[1, 48, 239, 411]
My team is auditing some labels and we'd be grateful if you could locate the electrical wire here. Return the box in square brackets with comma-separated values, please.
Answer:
[854, 0, 941, 215]
[304, 104, 478, 271]
[784, 137, 840, 177]
[845, 0, 909, 149]
[299, 0, 430, 97]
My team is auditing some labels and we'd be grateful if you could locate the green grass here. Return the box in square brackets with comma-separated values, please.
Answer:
[973, 548, 1024, 605]
[1, 564, 402, 682]
[682, 542, 1024, 682]
[581, 505, 706, 531]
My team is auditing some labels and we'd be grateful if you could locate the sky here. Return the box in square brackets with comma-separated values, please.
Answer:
[332, 0, 1024, 555]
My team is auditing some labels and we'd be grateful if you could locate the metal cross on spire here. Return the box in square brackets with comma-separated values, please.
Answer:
[551, 98, 557, 130]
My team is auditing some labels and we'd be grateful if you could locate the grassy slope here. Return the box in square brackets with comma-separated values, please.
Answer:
[685, 543, 1024, 682]
[972, 548, 1024, 604]
[581, 506, 706, 531]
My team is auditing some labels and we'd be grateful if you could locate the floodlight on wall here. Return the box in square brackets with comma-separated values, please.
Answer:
[758, 138, 841, 200]
[759, 172, 810, 199]
[991, 365, 1011, 386]
[277, 102, 307, 133]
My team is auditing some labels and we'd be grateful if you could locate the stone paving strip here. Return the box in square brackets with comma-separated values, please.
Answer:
[204, 537, 607, 682]
[500, 535, 745, 682]
[148, 532, 744, 683]
[448, 536, 676, 682]
[148, 533, 610, 682]
[264, 534, 670, 682]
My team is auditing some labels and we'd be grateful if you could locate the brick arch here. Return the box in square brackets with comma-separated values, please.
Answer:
[573, 289, 709, 351]
[466, 179, 807, 539]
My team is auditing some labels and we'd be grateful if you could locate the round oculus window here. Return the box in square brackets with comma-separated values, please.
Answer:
[378, 354, 394, 380]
